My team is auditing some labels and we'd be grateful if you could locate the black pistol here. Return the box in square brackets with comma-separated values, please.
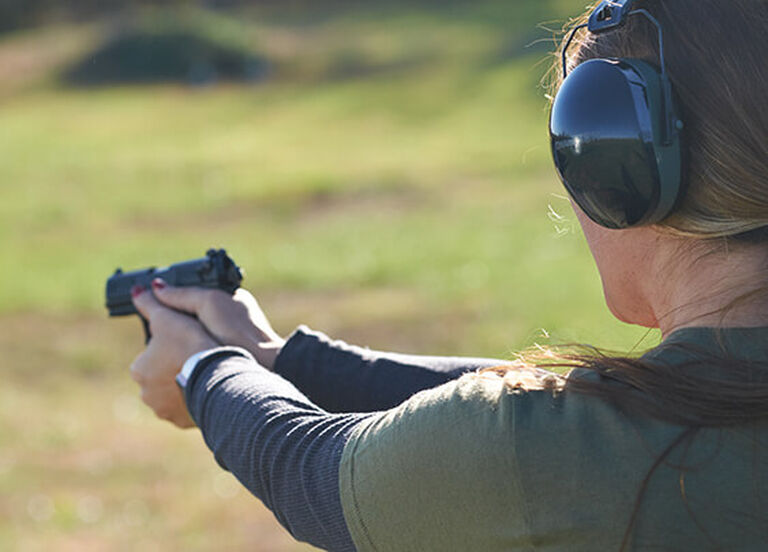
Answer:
[106, 248, 243, 342]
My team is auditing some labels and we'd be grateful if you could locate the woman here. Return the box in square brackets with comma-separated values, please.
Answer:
[128, 1, 768, 550]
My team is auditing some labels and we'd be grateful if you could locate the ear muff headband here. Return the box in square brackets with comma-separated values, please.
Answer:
[549, 0, 684, 229]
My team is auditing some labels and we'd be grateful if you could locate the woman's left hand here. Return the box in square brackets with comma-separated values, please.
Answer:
[130, 284, 219, 428]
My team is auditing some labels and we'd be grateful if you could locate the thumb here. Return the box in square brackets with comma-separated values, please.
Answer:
[131, 284, 167, 321]
[151, 278, 208, 316]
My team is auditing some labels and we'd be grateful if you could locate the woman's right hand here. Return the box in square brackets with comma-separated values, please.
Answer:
[150, 279, 286, 370]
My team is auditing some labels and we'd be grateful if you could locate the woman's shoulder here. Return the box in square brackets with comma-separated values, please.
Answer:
[338, 370, 650, 552]
[343, 368, 586, 451]
[339, 372, 529, 551]
[342, 367, 643, 465]
[340, 344, 768, 551]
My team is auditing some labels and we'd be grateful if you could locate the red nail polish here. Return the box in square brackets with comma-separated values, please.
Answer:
[152, 278, 167, 291]
[131, 285, 145, 298]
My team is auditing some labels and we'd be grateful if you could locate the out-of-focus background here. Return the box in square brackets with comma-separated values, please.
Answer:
[0, 0, 659, 550]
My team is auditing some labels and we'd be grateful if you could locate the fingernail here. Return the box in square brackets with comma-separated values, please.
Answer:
[152, 278, 167, 291]
[131, 285, 145, 298]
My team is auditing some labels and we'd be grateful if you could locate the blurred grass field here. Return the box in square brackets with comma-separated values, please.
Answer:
[0, 2, 660, 550]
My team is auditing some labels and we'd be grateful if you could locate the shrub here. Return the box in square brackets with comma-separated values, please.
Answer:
[62, 9, 269, 86]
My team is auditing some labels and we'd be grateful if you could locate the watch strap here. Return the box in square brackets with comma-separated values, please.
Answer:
[176, 346, 254, 390]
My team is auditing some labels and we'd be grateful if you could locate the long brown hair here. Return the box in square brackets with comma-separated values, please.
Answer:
[494, 1, 768, 549]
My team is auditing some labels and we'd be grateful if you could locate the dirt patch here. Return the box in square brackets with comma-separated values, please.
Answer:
[121, 180, 433, 235]
[264, 286, 479, 353]
[0, 25, 100, 96]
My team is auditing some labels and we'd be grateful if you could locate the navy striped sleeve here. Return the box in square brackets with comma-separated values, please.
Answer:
[273, 326, 506, 412]
[185, 350, 372, 552]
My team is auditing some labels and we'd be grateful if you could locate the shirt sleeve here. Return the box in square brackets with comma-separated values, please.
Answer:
[273, 325, 507, 412]
[185, 349, 371, 552]
[338, 372, 531, 552]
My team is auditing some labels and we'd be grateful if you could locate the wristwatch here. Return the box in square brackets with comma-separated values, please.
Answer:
[176, 347, 254, 390]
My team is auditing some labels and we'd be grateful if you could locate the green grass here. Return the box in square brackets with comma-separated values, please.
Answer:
[0, 2, 661, 550]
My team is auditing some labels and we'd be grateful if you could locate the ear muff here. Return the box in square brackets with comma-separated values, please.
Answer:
[549, 57, 683, 229]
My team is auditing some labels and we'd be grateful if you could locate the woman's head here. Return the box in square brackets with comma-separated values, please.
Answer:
[550, 1, 768, 331]
[555, 0, 768, 240]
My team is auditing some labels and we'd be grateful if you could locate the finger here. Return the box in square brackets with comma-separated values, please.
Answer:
[129, 353, 146, 384]
[151, 279, 211, 315]
[131, 285, 168, 321]
[129, 346, 159, 384]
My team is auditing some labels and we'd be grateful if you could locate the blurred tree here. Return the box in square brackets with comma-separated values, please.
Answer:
[61, 8, 269, 86]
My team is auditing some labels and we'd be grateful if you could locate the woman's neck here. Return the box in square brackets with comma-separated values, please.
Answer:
[651, 240, 768, 339]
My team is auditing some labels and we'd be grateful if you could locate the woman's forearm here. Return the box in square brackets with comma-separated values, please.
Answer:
[186, 351, 370, 552]
[273, 326, 506, 412]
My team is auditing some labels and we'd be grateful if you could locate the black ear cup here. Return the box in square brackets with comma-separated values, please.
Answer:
[550, 0, 685, 229]
[549, 58, 683, 229]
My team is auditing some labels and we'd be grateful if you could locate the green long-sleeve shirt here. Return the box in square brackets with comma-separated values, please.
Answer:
[340, 327, 768, 551]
